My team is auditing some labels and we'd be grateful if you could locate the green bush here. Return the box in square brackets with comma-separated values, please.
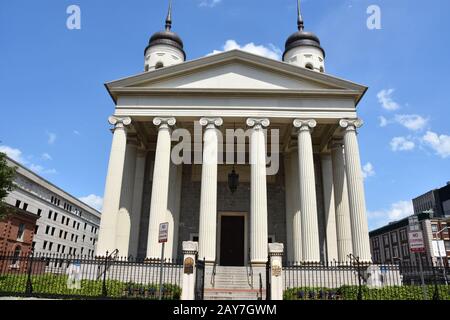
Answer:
[284, 285, 450, 300]
[0, 274, 181, 300]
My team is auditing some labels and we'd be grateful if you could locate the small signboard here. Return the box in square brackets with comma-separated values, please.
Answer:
[432, 240, 446, 258]
[408, 231, 425, 253]
[158, 222, 169, 243]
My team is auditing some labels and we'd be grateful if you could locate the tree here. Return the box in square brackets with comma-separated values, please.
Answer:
[0, 152, 16, 219]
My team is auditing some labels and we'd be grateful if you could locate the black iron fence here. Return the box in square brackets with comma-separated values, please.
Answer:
[0, 251, 183, 300]
[284, 261, 450, 300]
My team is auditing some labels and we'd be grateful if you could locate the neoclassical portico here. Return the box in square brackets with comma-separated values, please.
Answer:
[96, 3, 373, 265]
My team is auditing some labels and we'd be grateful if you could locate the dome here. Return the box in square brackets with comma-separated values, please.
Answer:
[145, 30, 186, 59]
[283, 30, 325, 59]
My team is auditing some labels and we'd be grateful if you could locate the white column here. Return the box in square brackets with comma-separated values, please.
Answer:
[97, 116, 131, 257]
[146, 117, 176, 259]
[330, 140, 353, 262]
[268, 243, 284, 301]
[166, 161, 183, 260]
[340, 119, 372, 263]
[247, 118, 270, 265]
[293, 119, 320, 263]
[115, 137, 138, 257]
[198, 117, 223, 263]
[128, 149, 147, 258]
[320, 153, 339, 262]
[284, 149, 302, 263]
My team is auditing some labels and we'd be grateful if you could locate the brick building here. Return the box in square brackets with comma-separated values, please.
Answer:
[0, 204, 39, 272]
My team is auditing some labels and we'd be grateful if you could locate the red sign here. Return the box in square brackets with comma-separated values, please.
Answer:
[408, 231, 425, 253]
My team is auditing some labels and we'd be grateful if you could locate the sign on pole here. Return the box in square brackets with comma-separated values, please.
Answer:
[408, 231, 425, 253]
[432, 240, 446, 258]
[159, 222, 169, 243]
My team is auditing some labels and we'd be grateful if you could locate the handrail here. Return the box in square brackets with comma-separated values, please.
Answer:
[211, 259, 217, 287]
[96, 249, 119, 280]
[247, 247, 253, 288]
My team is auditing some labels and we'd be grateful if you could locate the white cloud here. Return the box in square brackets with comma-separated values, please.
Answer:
[73, 130, 80, 136]
[0, 145, 26, 163]
[368, 200, 414, 229]
[79, 194, 103, 211]
[422, 131, 450, 158]
[377, 89, 400, 111]
[390, 136, 415, 151]
[208, 40, 282, 60]
[199, 0, 222, 7]
[378, 116, 388, 127]
[47, 132, 57, 145]
[41, 153, 52, 161]
[29, 164, 57, 175]
[362, 162, 375, 178]
[395, 114, 428, 131]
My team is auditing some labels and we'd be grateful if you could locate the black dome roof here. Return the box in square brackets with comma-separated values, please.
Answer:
[283, 30, 325, 59]
[145, 30, 186, 59]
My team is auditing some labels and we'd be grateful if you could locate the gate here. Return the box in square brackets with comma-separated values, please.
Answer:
[195, 256, 205, 300]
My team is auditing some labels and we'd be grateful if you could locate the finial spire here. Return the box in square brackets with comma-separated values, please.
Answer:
[165, 0, 172, 31]
[297, 0, 304, 31]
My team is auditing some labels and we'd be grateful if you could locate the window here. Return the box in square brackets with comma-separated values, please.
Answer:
[53, 212, 58, 221]
[34, 225, 39, 234]
[69, 248, 72, 255]
[383, 235, 389, 246]
[155, 62, 164, 69]
[59, 230, 63, 238]
[57, 244, 61, 253]
[22, 203, 28, 211]
[12, 246, 21, 267]
[400, 229, 407, 241]
[75, 236, 78, 243]
[393, 246, 399, 259]
[48, 211, 53, 219]
[305, 63, 314, 70]
[445, 241, 450, 251]
[82, 235, 85, 242]
[43, 241, 48, 250]
[51, 227, 55, 236]
[391, 232, 398, 243]
[45, 225, 50, 234]
[71, 234, 74, 242]
[15, 200, 21, 208]
[62, 246, 66, 254]
[84, 223, 87, 230]
[17, 223, 25, 241]
[64, 231, 68, 240]
[77, 223, 80, 230]
[432, 224, 438, 232]
[384, 247, 391, 260]
[66, 218, 70, 226]
[402, 244, 409, 257]
[37, 209, 42, 217]
[73, 221, 76, 228]
[48, 242, 53, 251]
[61, 216, 65, 224]
[32, 242, 36, 250]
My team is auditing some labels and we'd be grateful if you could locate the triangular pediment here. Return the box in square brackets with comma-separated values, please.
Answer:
[106, 50, 367, 103]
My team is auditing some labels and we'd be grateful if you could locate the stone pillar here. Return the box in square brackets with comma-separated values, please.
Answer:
[321, 153, 339, 262]
[330, 140, 353, 262]
[97, 116, 131, 257]
[198, 117, 223, 263]
[284, 149, 302, 263]
[166, 161, 183, 259]
[268, 243, 284, 301]
[115, 137, 138, 257]
[128, 149, 147, 258]
[247, 118, 270, 265]
[340, 119, 371, 263]
[146, 117, 176, 259]
[293, 119, 320, 263]
[181, 241, 198, 301]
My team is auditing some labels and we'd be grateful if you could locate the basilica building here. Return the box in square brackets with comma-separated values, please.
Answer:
[96, 2, 372, 266]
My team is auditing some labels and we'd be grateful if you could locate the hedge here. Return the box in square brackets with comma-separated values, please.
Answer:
[0, 274, 181, 300]
[284, 285, 450, 300]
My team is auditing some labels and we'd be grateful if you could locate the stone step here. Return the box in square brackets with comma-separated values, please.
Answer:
[204, 289, 265, 301]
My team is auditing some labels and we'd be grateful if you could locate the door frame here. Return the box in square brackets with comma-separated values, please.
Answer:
[217, 212, 248, 266]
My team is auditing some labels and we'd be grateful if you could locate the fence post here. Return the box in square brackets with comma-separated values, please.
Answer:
[181, 241, 198, 300]
[25, 250, 34, 295]
[268, 243, 284, 301]
[102, 251, 109, 297]
[356, 257, 362, 301]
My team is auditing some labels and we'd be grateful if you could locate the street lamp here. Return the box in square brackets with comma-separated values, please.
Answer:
[433, 226, 449, 285]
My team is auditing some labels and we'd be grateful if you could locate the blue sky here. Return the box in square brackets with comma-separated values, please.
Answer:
[0, 0, 449, 230]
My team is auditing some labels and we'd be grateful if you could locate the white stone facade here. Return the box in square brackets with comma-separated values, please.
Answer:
[97, 50, 372, 264]
[4, 157, 101, 256]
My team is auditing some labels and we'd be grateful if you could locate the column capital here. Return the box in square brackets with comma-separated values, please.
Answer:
[293, 119, 317, 132]
[246, 118, 270, 130]
[199, 117, 223, 129]
[339, 119, 364, 132]
[153, 117, 176, 130]
[182, 241, 199, 255]
[108, 116, 132, 129]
